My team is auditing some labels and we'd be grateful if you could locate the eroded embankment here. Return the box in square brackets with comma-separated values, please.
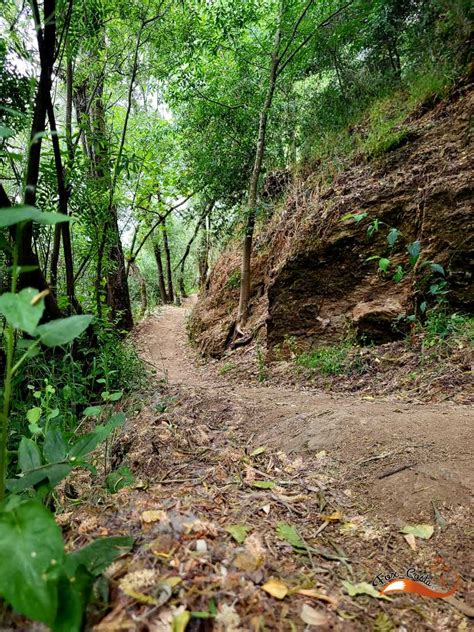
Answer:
[191, 79, 473, 361]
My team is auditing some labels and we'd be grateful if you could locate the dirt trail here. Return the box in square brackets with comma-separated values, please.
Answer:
[91, 304, 472, 630]
[137, 304, 473, 521]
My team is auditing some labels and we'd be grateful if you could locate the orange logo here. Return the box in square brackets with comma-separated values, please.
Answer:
[377, 557, 460, 599]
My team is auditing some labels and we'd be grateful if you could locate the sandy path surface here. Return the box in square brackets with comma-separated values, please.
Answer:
[135, 304, 473, 522]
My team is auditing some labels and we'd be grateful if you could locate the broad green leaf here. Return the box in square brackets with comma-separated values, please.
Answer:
[36, 315, 93, 346]
[0, 499, 64, 625]
[407, 240, 421, 266]
[0, 206, 71, 227]
[26, 406, 42, 424]
[387, 227, 399, 247]
[342, 580, 391, 600]
[53, 565, 93, 632]
[275, 522, 305, 549]
[108, 391, 123, 401]
[66, 536, 133, 576]
[7, 463, 72, 492]
[400, 524, 434, 539]
[0, 287, 45, 334]
[378, 258, 390, 272]
[18, 437, 42, 472]
[225, 524, 250, 544]
[83, 405, 102, 417]
[392, 265, 405, 283]
[44, 429, 67, 463]
[252, 480, 276, 489]
[69, 432, 102, 459]
[0, 125, 14, 138]
[430, 263, 445, 276]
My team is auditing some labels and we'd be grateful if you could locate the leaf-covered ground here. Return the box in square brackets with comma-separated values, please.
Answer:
[57, 305, 472, 630]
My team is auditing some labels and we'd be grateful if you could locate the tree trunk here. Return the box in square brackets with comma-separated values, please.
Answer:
[162, 218, 174, 303]
[153, 241, 168, 303]
[47, 98, 82, 313]
[237, 27, 282, 330]
[19, 0, 61, 319]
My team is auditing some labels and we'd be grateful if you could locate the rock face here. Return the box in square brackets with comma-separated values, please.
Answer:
[191, 79, 474, 356]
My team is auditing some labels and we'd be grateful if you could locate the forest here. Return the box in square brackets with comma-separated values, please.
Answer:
[0, 0, 473, 629]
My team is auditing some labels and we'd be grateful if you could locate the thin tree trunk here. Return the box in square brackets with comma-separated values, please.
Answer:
[237, 26, 282, 330]
[162, 218, 174, 303]
[153, 241, 168, 303]
[20, 0, 61, 318]
[47, 98, 82, 313]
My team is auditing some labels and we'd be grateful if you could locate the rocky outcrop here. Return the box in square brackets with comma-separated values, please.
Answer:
[191, 79, 474, 356]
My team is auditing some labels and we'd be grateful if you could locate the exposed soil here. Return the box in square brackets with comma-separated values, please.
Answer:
[65, 304, 474, 631]
[190, 76, 474, 362]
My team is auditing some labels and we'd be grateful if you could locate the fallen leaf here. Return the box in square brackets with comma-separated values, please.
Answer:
[142, 509, 168, 524]
[225, 524, 250, 544]
[320, 510, 342, 522]
[400, 524, 434, 539]
[315, 450, 327, 458]
[262, 578, 288, 600]
[252, 480, 276, 489]
[404, 533, 417, 550]
[163, 576, 182, 588]
[234, 552, 262, 571]
[250, 446, 267, 457]
[294, 588, 338, 607]
[172, 610, 191, 632]
[342, 580, 391, 601]
[196, 539, 207, 552]
[261, 504, 271, 514]
[300, 603, 329, 626]
[276, 522, 305, 549]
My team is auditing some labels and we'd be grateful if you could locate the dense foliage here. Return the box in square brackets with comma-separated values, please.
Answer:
[0, 0, 471, 627]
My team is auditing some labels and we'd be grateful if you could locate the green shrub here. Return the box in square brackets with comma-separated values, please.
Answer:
[296, 344, 349, 376]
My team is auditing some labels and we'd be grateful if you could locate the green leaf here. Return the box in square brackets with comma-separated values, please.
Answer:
[250, 446, 266, 457]
[7, 463, 72, 493]
[0, 125, 15, 138]
[26, 406, 42, 424]
[0, 499, 64, 626]
[108, 391, 123, 401]
[0, 205, 71, 227]
[252, 480, 276, 489]
[36, 315, 93, 347]
[83, 405, 102, 417]
[106, 466, 135, 493]
[0, 287, 45, 335]
[430, 263, 445, 276]
[342, 580, 391, 601]
[225, 524, 250, 544]
[53, 564, 93, 632]
[387, 228, 399, 247]
[18, 437, 42, 472]
[407, 240, 421, 266]
[69, 432, 102, 459]
[392, 265, 405, 283]
[400, 524, 434, 539]
[378, 258, 390, 272]
[275, 522, 305, 549]
[44, 429, 67, 463]
[66, 536, 134, 576]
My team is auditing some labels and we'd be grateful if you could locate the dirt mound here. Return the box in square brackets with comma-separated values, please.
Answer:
[190, 79, 473, 360]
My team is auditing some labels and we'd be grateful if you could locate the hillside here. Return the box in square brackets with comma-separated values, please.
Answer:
[190, 77, 473, 401]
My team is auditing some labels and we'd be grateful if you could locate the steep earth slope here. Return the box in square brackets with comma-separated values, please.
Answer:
[191, 79, 473, 359]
